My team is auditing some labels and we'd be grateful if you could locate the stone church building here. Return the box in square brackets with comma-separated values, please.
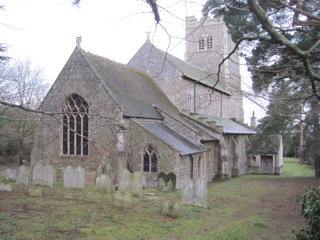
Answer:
[32, 16, 256, 188]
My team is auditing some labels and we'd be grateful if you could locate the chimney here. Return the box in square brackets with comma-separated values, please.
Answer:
[250, 111, 257, 129]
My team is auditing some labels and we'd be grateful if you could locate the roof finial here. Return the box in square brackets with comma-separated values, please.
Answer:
[76, 36, 82, 47]
[145, 31, 151, 42]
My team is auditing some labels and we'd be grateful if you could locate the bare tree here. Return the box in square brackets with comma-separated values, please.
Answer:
[0, 59, 50, 164]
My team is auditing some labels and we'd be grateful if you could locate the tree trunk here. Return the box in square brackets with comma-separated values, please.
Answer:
[315, 156, 320, 179]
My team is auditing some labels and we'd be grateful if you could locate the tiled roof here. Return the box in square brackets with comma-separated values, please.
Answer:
[79, 48, 178, 119]
[139, 42, 231, 95]
[136, 120, 206, 156]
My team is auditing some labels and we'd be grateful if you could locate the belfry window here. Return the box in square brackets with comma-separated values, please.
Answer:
[62, 94, 89, 155]
[198, 35, 213, 51]
[143, 145, 158, 172]
[198, 36, 205, 51]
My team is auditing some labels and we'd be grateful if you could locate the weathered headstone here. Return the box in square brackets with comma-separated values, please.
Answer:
[180, 178, 207, 208]
[131, 172, 143, 197]
[160, 201, 182, 218]
[122, 192, 132, 208]
[0, 183, 12, 192]
[118, 169, 131, 193]
[180, 178, 194, 205]
[112, 191, 124, 207]
[157, 176, 166, 191]
[63, 165, 75, 189]
[194, 179, 207, 208]
[75, 166, 85, 190]
[16, 165, 29, 185]
[32, 163, 55, 188]
[63, 166, 85, 190]
[95, 174, 111, 193]
[5, 168, 17, 181]
[28, 187, 43, 197]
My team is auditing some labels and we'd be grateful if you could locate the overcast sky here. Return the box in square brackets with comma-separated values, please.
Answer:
[0, 0, 266, 124]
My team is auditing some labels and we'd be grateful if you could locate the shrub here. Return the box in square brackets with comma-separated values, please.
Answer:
[294, 187, 320, 239]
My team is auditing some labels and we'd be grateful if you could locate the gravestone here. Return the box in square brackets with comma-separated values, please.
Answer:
[63, 165, 85, 190]
[0, 183, 12, 192]
[28, 187, 43, 197]
[16, 165, 29, 185]
[131, 172, 143, 197]
[95, 174, 111, 193]
[112, 191, 124, 207]
[157, 176, 166, 191]
[122, 192, 132, 208]
[32, 163, 54, 188]
[63, 165, 75, 189]
[96, 163, 112, 178]
[118, 169, 132, 193]
[75, 166, 85, 190]
[181, 178, 207, 208]
[180, 178, 194, 205]
[160, 201, 181, 218]
[5, 168, 17, 181]
[194, 179, 207, 208]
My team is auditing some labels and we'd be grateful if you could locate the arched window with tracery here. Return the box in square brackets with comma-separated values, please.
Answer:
[62, 94, 89, 155]
[143, 145, 158, 172]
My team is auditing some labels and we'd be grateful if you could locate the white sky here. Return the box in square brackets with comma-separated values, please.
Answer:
[0, 0, 266, 124]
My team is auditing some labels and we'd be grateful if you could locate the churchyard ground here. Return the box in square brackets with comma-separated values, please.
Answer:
[0, 158, 318, 239]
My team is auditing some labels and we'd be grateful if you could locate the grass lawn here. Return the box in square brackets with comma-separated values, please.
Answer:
[0, 158, 318, 239]
[283, 157, 315, 177]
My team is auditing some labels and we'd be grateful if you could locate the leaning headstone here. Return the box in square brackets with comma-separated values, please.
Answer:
[131, 172, 143, 197]
[112, 191, 123, 207]
[0, 183, 12, 192]
[28, 187, 43, 197]
[95, 174, 111, 193]
[5, 168, 17, 181]
[122, 192, 132, 208]
[118, 169, 131, 193]
[16, 165, 29, 185]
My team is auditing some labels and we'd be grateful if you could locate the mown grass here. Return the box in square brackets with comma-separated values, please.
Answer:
[283, 157, 314, 177]
[0, 158, 318, 240]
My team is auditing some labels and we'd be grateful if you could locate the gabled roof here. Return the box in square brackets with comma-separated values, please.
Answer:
[136, 120, 206, 156]
[129, 41, 231, 95]
[78, 47, 179, 119]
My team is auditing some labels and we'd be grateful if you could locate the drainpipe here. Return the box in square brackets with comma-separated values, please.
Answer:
[193, 82, 196, 112]
[190, 154, 194, 178]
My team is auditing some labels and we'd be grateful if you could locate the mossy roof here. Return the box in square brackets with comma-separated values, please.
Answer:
[79, 47, 179, 119]
[145, 42, 231, 95]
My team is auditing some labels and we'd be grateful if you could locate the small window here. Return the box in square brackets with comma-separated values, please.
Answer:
[198, 37, 205, 51]
[62, 94, 89, 156]
[207, 36, 213, 49]
[143, 145, 158, 172]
